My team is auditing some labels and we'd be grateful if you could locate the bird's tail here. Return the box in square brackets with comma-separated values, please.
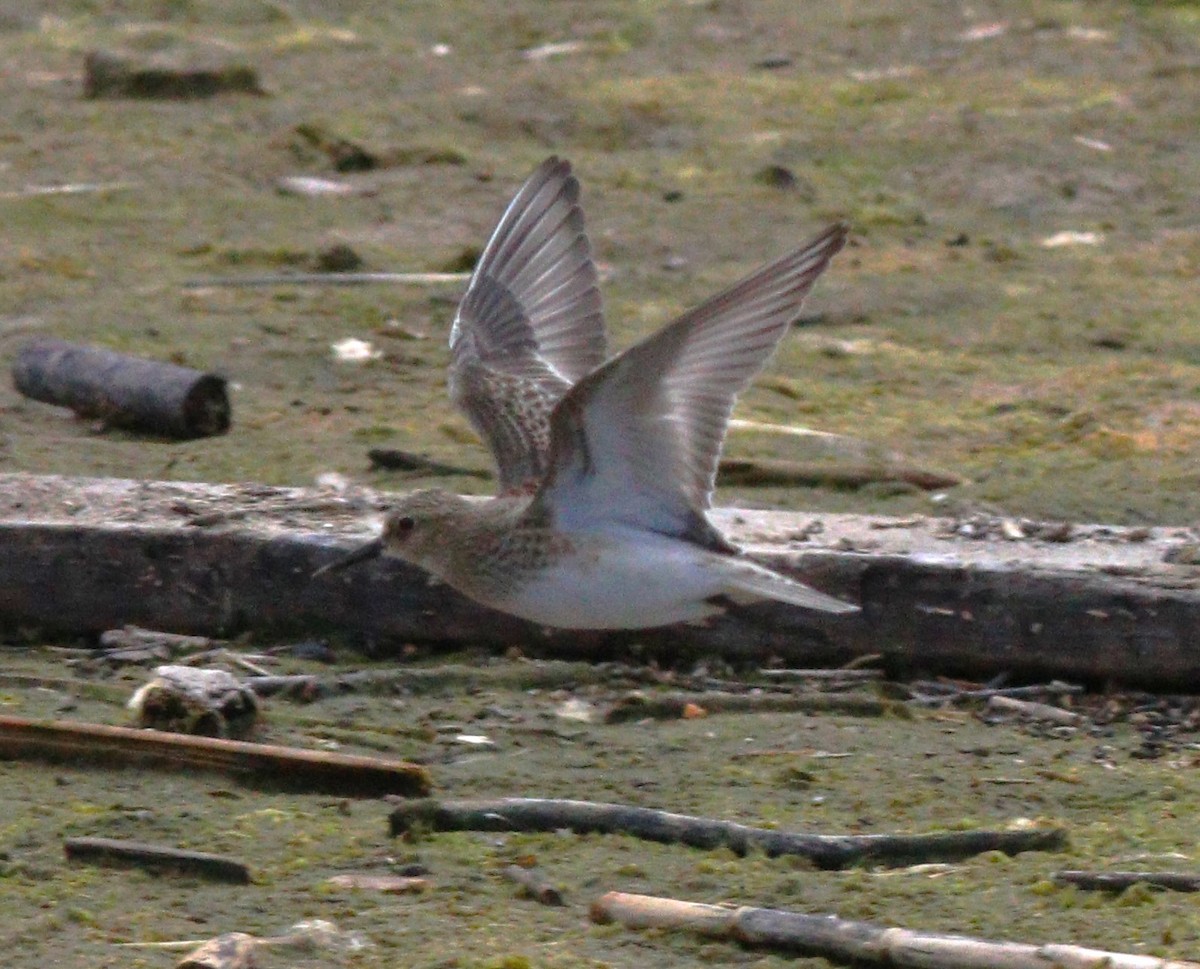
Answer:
[723, 558, 859, 614]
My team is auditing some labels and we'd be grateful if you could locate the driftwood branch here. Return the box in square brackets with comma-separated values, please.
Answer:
[182, 271, 470, 289]
[0, 715, 430, 797]
[717, 457, 963, 491]
[589, 892, 1200, 969]
[604, 691, 888, 723]
[64, 836, 251, 883]
[500, 865, 565, 906]
[986, 695, 1086, 725]
[388, 798, 1066, 870]
[1054, 870, 1200, 893]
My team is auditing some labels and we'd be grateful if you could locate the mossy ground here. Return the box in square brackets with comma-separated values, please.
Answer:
[0, 1, 1199, 966]
[3, 647, 1200, 967]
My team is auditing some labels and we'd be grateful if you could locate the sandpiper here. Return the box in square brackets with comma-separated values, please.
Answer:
[320, 157, 858, 628]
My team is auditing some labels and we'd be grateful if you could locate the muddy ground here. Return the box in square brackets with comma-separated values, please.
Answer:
[0, 0, 1199, 966]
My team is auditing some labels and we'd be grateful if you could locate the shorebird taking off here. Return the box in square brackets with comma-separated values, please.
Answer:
[319, 157, 858, 628]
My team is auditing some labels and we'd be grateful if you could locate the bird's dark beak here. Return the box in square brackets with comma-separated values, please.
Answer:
[313, 538, 384, 578]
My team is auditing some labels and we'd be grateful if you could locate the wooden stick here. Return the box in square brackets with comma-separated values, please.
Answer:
[717, 457, 964, 491]
[0, 715, 430, 797]
[590, 892, 1200, 969]
[367, 447, 491, 478]
[500, 864, 565, 906]
[12, 339, 230, 438]
[757, 668, 884, 682]
[986, 695, 1085, 725]
[604, 691, 887, 723]
[389, 798, 1066, 870]
[64, 836, 251, 883]
[1054, 870, 1200, 893]
[182, 271, 470, 289]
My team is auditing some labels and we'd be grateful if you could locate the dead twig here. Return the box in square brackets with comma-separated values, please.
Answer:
[500, 864, 565, 906]
[986, 695, 1085, 725]
[1054, 870, 1200, 893]
[388, 798, 1066, 870]
[757, 668, 885, 683]
[910, 680, 1084, 706]
[589, 891, 1200, 969]
[717, 457, 964, 491]
[64, 836, 251, 883]
[182, 271, 469, 289]
[0, 714, 430, 797]
[604, 691, 889, 723]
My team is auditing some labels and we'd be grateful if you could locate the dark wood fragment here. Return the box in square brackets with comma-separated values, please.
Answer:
[12, 339, 230, 438]
[500, 864, 565, 906]
[84, 50, 264, 99]
[603, 691, 887, 723]
[0, 714, 430, 797]
[1054, 870, 1200, 893]
[64, 836, 251, 883]
[367, 448, 491, 478]
[389, 797, 1066, 870]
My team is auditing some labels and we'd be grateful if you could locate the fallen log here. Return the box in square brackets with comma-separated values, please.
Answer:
[12, 340, 230, 438]
[500, 864, 565, 906]
[1054, 870, 1200, 893]
[603, 690, 888, 723]
[589, 891, 1200, 969]
[388, 797, 1066, 869]
[64, 836, 252, 883]
[0, 714, 431, 797]
[1, 473, 1199, 688]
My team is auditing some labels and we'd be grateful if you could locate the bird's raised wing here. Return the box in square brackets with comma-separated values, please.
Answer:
[449, 157, 606, 493]
[535, 223, 848, 540]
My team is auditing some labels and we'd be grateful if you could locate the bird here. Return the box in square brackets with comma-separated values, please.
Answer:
[318, 156, 858, 629]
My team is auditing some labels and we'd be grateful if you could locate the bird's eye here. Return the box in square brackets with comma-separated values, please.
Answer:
[394, 516, 416, 535]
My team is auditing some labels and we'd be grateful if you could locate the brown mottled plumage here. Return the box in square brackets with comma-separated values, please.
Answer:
[319, 158, 858, 629]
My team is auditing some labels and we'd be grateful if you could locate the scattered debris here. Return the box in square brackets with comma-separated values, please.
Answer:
[313, 244, 363, 273]
[128, 665, 259, 738]
[986, 695, 1086, 726]
[367, 448, 490, 478]
[12, 338, 230, 438]
[589, 891, 1196, 969]
[1041, 230, 1104, 248]
[0, 714, 431, 797]
[183, 270, 468, 288]
[83, 50, 265, 99]
[326, 873, 430, 893]
[604, 691, 888, 723]
[717, 457, 963, 491]
[99, 625, 219, 660]
[1053, 870, 1200, 893]
[176, 932, 257, 969]
[522, 40, 589, 61]
[0, 181, 136, 199]
[758, 668, 884, 684]
[64, 836, 252, 883]
[960, 22, 1008, 41]
[292, 122, 377, 172]
[389, 798, 1066, 869]
[331, 338, 382, 363]
[500, 864, 565, 906]
[275, 175, 375, 197]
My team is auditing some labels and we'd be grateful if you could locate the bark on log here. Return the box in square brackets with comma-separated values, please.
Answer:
[12, 340, 230, 438]
[590, 892, 1200, 969]
[0, 714, 431, 797]
[1, 473, 1199, 688]
[388, 797, 1066, 870]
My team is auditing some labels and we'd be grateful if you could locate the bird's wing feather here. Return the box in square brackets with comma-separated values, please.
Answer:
[449, 157, 606, 492]
[535, 223, 848, 537]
